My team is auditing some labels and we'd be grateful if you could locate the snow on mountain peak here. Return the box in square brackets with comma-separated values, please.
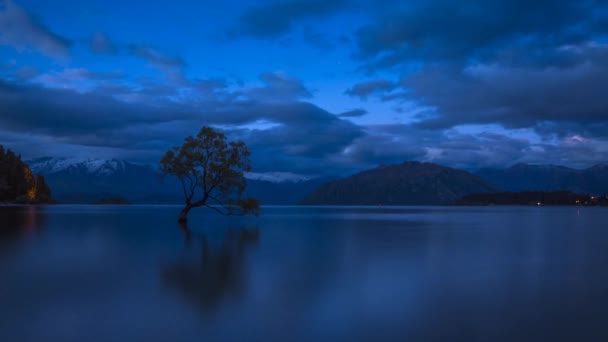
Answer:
[27, 157, 139, 175]
[245, 172, 313, 183]
[28, 158, 315, 183]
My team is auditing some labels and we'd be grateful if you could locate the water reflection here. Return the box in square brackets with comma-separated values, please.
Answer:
[2, 206, 608, 341]
[0, 206, 46, 245]
[162, 226, 260, 313]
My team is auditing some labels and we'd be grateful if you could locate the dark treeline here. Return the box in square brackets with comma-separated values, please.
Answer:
[456, 191, 608, 206]
[0, 146, 52, 204]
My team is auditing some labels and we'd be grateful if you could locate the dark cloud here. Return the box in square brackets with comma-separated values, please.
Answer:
[88, 34, 187, 82]
[193, 78, 227, 90]
[336, 124, 608, 172]
[0, 75, 364, 175]
[35, 68, 125, 86]
[0, 79, 181, 136]
[0, 65, 40, 81]
[354, 0, 607, 70]
[248, 72, 313, 101]
[302, 25, 333, 51]
[128, 45, 186, 68]
[81, 32, 189, 84]
[235, 0, 346, 38]
[3, 0, 608, 173]
[397, 44, 608, 135]
[345, 79, 396, 100]
[343, 0, 608, 151]
[90, 32, 116, 54]
[126, 44, 189, 84]
[334, 125, 427, 170]
[0, 0, 72, 59]
[3, 73, 608, 174]
[226, 102, 364, 173]
[339, 109, 367, 118]
[14, 66, 40, 80]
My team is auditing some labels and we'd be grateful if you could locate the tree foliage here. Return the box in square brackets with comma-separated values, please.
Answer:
[160, 127, 260, 222]
[0, 145, 52, 203]
[35, 173, 53, 203]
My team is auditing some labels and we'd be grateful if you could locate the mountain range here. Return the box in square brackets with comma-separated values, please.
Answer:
[476, 163, 608, 194]
[28, 157, 328, 205]
[27, 158, 608, 205]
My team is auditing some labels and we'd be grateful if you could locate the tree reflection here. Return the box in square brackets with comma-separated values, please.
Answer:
[162, 226, 260, 313]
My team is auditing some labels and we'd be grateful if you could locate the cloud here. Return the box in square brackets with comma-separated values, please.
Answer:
[354, 0, 607, 71]
[234, 0, 346, 38]
[0, 74, 364, 174]
[3, 0, 608, 174]
[3, 72, 608, 174]
[0, 79, 180, 136]
[0, 64, 40, 81]
[86, 32, 189, 84]
[336, 124, 608, 172]
[128, 44, 186, 68]
[0, 0, 71, 59]
[399, 43, 608, 134]
[339, 109, 367, 118]
[32, 68, 125, 92]
[343, 1, 608, 152]
[345, 80, 396, 100]
[90, 32, 116, 54]
[302, 25, 333, 51]
[127, 44, 188, 84]
[248, 72, 313, 101]
[225, 102, 364, 173]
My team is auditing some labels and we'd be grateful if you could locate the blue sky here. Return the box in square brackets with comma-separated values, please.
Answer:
[1, 0, 608, 176]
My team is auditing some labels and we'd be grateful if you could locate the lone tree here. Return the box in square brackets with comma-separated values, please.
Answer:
[160, 127, 260, 223]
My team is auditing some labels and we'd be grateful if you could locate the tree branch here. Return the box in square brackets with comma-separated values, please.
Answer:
[178, 177, 190, 203]
[190, 192, 210, 208]
[204, 204, 230, 216]
[206, 196, 250, 217]
[188, 170, 198, 197]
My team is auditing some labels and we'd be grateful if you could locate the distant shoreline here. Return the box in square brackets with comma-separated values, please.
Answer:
[455, 191, 608, 207]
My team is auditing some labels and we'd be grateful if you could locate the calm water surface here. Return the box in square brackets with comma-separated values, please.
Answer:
[1, 205, 607, 341]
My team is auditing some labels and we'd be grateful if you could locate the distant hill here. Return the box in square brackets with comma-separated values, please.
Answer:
[300, 161, 499, 205]
[476, 163, 608, 194]
[28, 157, 325, 205]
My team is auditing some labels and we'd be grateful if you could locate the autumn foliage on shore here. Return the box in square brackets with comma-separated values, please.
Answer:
[0, 146, 52, 204]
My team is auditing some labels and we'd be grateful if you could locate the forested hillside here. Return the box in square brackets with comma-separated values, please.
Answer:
[0, 146, 52, 203]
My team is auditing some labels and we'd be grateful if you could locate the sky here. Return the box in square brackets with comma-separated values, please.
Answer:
[1, 0, 608, 176]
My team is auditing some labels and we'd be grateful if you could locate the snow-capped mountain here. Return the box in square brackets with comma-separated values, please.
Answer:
[28, 157, 149, 176]
[245, 172, 312, 183]
[26, 157, 327, 204]
[25, 157, 170, 204]
[29, 157, 313, 184]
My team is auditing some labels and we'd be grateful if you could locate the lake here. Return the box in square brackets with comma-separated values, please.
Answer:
[1, 205, 607, 341]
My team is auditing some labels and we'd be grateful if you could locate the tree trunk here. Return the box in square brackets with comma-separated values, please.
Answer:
[178, 205, 192, 223]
